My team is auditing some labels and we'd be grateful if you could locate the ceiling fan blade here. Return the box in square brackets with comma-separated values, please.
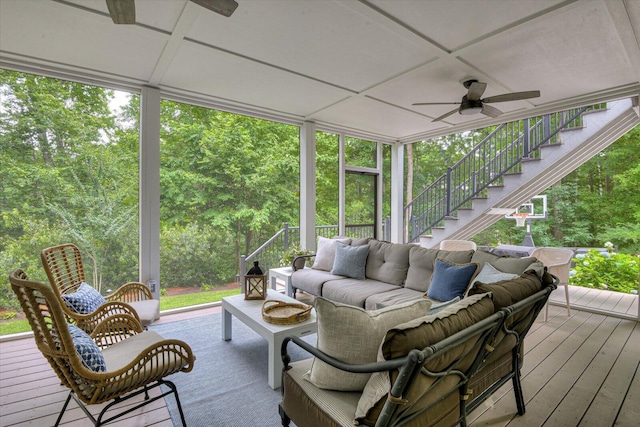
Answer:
[432, 107, 460, 122]
[482, 90, 541, 103]
[467, 81, 487, 100]
[413, 102, 461, 106]
[481, 104, 503, 118]
[191, 0, 239, 17]
[105, 0, 135, 24]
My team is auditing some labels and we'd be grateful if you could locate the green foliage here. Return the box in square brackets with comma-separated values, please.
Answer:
[0, 318, 31, 336]
[0, 311, 18, 320]
[160, 223, 236, 287]
[279, 245, 313, 267]
[571, 250, 640, 293]
[158, 288, 241, 311]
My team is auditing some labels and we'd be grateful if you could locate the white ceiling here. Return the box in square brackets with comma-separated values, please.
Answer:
[1, 0, 640, 143]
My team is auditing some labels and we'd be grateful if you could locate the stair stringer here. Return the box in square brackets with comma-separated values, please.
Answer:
[420, 98, 640, 248]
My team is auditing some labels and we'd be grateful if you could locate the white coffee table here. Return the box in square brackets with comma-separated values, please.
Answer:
[221, 289, 317, 389]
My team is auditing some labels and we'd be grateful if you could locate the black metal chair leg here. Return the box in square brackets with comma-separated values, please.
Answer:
[279, 404, 291, 426]
[54, 392, 74, 427]
[512, 371, 526, 415]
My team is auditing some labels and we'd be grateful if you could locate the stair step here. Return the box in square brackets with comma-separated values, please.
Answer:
[444, 216, 457, 220]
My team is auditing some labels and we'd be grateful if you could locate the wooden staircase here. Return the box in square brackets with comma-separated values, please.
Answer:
[413, 98, 640, 248]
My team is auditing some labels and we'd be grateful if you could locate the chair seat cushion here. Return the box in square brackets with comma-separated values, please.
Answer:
[102, 330, 166, 371]
[128, 299, 160, 325]
[62, 282, 106, 314]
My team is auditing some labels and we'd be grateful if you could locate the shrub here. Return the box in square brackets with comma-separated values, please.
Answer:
[571, 250, 639, 293]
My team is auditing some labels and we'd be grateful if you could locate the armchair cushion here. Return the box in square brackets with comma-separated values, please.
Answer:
[356, 293, 494, 424]
[331, 241, 370, 280]
[426, 259, 479, 301]
[62, 282, 106, 314]
[67, 324, 107, 372]
[304, 297, 432, 391]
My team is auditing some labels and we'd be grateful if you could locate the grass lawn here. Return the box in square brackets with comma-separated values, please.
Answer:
[0, 288, 242, 337]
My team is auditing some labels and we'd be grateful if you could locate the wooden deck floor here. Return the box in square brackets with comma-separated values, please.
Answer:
[0, 289, 638, 427]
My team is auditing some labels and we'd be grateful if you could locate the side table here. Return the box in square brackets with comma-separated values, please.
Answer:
[269, 266, 295, 297]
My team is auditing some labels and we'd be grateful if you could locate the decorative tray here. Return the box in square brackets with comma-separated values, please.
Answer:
[262, 300, 312, 325]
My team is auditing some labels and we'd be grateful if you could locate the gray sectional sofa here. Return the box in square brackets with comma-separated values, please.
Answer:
[281, 237, 558, 427]
[291, 238, 544, 309]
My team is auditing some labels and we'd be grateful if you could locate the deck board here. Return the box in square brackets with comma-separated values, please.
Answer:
[0, 297, 638, 426]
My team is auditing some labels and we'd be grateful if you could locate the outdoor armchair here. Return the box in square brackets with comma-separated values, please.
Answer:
[9, 269, 195, 427]
[41, 243, 159, 330]
[531, 247, 574, 321]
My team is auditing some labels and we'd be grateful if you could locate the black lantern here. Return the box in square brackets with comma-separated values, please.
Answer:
[244, 260, 266, 300]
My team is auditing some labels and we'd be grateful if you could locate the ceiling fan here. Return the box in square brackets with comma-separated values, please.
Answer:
[413, 79, 540, 122]
[106, 0, 239, 24]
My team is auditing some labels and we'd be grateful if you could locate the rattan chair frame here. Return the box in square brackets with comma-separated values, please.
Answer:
[9, 269, 195, 426]
[41, 243, 154, 332]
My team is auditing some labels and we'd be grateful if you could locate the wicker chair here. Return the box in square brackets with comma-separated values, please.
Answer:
[41, 243, 159, 330]
[531, 247, 574, 321]
[439, 240, 477, 251]
[9, 269, 195, 426]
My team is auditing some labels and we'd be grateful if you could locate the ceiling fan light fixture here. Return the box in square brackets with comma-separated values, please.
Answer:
[459, 97, 483, 115]
[460, 106, 483, 115]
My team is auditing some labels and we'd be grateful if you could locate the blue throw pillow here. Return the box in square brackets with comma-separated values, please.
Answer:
[62, 282, 106, 314]
[427, 259, 479, 301]
[67, 324, 107, 372]
[331, 241, 370, 280]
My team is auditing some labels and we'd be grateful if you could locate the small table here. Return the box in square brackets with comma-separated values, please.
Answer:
[221, 290, 317, 389]
[269, 266, 295, 297]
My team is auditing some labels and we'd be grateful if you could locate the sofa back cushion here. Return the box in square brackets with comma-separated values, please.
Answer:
[355, 293, 495, 425]
[305, 297, 432, 392]
[365, 240, 412, 286]
[468, 270, 543, 310]
[404, 247, 440, 292]
[470, 250, 539, 275]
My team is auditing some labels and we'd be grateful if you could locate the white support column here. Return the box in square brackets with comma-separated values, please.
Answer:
[376, 142, 383, 240]
[300, 122, 317, 251]
[139, 86, 161, 298]
[338, 133, 345, 236]
[390, 142, 404, 243]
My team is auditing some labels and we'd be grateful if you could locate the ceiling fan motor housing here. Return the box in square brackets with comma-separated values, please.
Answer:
[459, 96, 483, 115]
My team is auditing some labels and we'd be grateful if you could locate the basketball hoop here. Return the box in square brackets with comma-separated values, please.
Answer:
[513, 212, 529, 227]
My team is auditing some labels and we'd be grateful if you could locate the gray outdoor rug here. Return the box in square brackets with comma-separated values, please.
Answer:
[150, 313, 314, 427]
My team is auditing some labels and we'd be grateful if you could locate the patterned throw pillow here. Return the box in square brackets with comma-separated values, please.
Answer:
[62, 282, 106, 314]
[67, 324, 107, 372]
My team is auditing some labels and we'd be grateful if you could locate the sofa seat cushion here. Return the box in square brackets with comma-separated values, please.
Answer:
[305, 297, 432, 391]
[364, 287, 425, 310]
[291, 268, 346, 296]
[321, 279, 401, 308]
[282, 358, 361, 427]
[365, 240, 413, 286]
[356, 293, 495, 424]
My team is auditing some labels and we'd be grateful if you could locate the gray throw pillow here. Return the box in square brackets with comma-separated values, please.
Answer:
[331, 241, 369, 280]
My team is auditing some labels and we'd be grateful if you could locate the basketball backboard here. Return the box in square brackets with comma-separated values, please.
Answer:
[504, 195, 547, 220]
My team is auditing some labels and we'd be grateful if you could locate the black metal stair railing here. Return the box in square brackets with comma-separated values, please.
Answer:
[404, 104, 606, 243]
